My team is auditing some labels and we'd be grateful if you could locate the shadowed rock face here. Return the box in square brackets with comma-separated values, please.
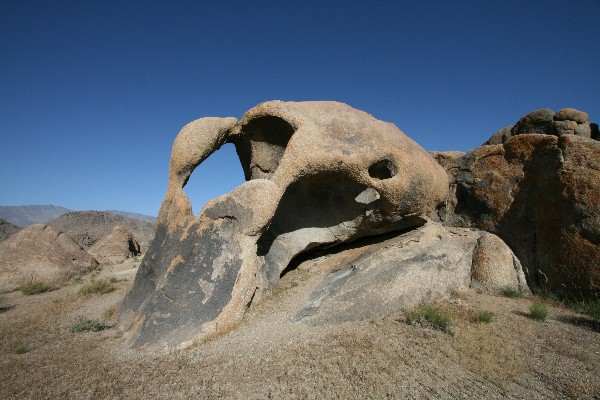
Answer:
[434, 108, 600, 300]
[118, 101, 451, 348]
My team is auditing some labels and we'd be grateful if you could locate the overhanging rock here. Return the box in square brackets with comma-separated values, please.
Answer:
[118, 101, 526, 349]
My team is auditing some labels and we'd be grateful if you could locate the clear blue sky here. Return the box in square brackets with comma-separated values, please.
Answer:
[1, 1, 599, 216]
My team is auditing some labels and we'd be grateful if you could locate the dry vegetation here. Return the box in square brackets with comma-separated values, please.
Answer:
[1, 259, 599, 399]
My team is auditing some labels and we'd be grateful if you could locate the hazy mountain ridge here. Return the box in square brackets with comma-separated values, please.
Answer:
[0, 205, 156, 226]
[0, 205, 72, 226]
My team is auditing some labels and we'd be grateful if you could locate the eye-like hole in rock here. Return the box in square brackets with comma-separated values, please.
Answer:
[368, 159, 397, 180]
[182, 143, 245, 215]
[232, 116, 295, 180]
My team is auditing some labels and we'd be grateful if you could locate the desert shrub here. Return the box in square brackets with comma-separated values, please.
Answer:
[0, 295, 5, 304]
[502, 287, 525, 299]
[78, 278, 114, 295]
[477, 309, 494, 324]
[586, 300, 600, 321]
[71, 318, 110, 333]
[15, 344, 29, 355]
[19, 280, 55, 295]
[72, 275, 82, 283]
[102, 306, 116, 320]
[404, 304, 452, 333]
[530, 301, 549, 321]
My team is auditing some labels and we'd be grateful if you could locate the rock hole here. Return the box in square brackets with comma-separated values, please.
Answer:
[232, 116, 295, 180]
[182, 143, 245, 216]
[368, 159, 397, 180]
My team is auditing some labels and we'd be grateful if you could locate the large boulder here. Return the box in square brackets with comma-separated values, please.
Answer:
[291, 221, 528, 325]
[434, 108, 600, 299]
[89, 225, 141, 265]
[0, 224, 97, 292]
[119, 101, 454, 348]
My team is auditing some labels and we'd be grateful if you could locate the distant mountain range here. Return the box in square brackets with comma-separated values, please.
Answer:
[0, 205, 156, 227]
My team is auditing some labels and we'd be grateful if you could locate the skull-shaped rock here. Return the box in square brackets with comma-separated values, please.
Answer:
[118, 101, 449, 348]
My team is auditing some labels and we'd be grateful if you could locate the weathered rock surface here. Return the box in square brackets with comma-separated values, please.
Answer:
[289, 221, 528, 325]
[481, 107, 599, 146]
[119, 101, 452, 348]
[434, 107, 600, 299]
[48, 211, 155, 250]
[89, 226, 141, 265]
[0, 219, 20, 242]
[0, 224, 97, 292]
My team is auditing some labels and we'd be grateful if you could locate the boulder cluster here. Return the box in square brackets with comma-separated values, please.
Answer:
[118, 101, 558, 349]
[0, 221, 145, 293]
[434, 108, 600, 300]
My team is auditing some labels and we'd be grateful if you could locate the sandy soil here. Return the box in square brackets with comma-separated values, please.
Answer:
[1, 258, 599, 399]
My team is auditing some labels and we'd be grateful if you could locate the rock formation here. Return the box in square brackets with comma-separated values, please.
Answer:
[0, 219, 20, 242]
[119, 101, 528, 349]
[89, 226, 141, 265]
[434, 108, 600, 299]
[0, 224, 97, 292]
[48, 211, 155, 250]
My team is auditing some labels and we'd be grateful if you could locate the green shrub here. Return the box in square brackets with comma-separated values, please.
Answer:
[15, 345, 29, 355]
[19, 280, 55, 295]
[530, 301, 549, 321]
[78, 278, 114, 295]
[404, 304, 452, 333]
[586, 300, 600, 321]
[71, 318, 110, 333]
[477, 309, 494, 324]
[502, 287, 525, 299]
[0, 295, 5, 304]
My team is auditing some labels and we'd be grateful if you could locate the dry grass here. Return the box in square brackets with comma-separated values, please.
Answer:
[1, 274, 599, 399]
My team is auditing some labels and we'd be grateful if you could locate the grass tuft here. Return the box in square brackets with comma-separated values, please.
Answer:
[502, 287, 525, 299]
[404, 304, 452, 334]
[19, 280, 55, 295]
[71, 318, 111, 333]
[530, 301, 549, 322]
[15, 345, 29, 355]
[477, 309, 494, 324]
[77, 278, 114, 296]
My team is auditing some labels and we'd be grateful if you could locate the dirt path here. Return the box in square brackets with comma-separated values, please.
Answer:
[1, 259, 599, 399]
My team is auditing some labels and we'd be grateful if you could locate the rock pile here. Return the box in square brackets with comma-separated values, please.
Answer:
[0, 224, 97, 292]
[434, 108, 600, 299]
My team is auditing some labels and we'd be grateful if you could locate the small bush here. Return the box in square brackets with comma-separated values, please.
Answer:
[19, 280, 55, 295]
[586, 301, 600, 321]
[404, 304, 452, 333]
[15, 345, 29, 355]
[477, 310, 494, 324]
[530, 301, 549, 321]
[72, 275, 82, 283]
[102, 306, 116, 320]
[78, 278, 114, 296]
[502, 287, 525, 299]
[71, 318, 110, 333]
[0, 295, 5, 304]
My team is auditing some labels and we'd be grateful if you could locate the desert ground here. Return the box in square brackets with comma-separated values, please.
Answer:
[1, 257, 599, 399]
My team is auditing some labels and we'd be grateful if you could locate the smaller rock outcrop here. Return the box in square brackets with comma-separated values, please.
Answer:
[0, 224, 97, 292]
[435, 107, 600, 299]
[89, 226, 141, 265]
[0, 219, 20, 242]
[483, 108, 599, 145]
[48, 211, 156, 249]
